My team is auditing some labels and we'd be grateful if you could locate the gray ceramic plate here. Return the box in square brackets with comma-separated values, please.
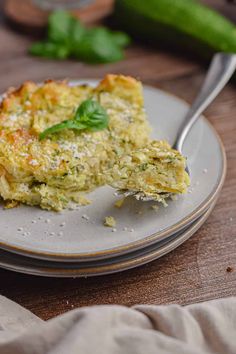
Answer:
[0, 201, 215, 277]
[0, 81, 226, 261]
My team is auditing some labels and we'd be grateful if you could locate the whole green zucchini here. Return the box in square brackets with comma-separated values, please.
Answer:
[114, 0, 236, 58]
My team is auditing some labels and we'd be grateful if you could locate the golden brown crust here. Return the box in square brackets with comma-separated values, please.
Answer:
[1, 75, 143, 111]
[0, 74, 150, 210]
[96, 74, 143, 105]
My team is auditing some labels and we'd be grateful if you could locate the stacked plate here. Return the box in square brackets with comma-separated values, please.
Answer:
[0, 82, 226, 277]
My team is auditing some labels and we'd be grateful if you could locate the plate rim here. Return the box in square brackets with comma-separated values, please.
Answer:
[0, 84, 226, 260]
[0, 201, 215, 277]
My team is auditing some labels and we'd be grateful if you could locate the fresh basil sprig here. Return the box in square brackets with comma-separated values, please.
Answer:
[39, 99, 109, 140]
[29, 11, 130, 64]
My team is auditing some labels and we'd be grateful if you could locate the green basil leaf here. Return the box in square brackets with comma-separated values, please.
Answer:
[70, 18, 86, 46]
[29, 11, 130, 64]
[112, 31, 131, 47]
[39, 99, 109, 140]
[39, 120, 85, 140]
[75, 99, 109, 131]
[29, 42, 69, 59]
[48, 10, 73, 44]
[48, 11, 85, 48]
[73, 28, 124, 63]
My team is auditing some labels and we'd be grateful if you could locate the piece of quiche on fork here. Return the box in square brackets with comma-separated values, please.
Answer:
[0, 74, 189, 211]
[107, 140, 190, 204]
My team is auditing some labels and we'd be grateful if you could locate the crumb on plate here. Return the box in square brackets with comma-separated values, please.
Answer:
[104, 216, 116, 227]
[114, 198, 125, 208]
[76, 195, 92, 206]
[151, 205, 159, 211]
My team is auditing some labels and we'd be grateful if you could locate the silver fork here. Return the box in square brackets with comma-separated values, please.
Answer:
[120, 53, 236, 201]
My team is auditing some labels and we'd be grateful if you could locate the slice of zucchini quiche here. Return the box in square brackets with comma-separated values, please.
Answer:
[107, 140, 190, 203]
[0, 75, 189, 211]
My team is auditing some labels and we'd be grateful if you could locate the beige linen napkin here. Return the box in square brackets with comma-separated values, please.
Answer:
[0, 295, 235, 354]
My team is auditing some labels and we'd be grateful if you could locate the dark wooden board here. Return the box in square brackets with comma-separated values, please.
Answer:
[0, 0, 235, 320]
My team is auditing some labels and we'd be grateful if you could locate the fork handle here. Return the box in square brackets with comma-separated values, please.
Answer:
[173, 53, 236, 153]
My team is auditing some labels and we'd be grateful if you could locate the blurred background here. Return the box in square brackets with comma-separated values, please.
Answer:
[1, 0, 236, 94]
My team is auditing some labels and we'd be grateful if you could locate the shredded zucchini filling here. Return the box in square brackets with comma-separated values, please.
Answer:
[0, 75, 189, 211]
[107, 140, 189, 203]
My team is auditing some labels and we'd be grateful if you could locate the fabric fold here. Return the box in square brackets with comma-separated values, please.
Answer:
[0, 295, 235, 354]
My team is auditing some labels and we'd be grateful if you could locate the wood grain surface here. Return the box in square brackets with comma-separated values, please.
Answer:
[0, 0, 236, 321]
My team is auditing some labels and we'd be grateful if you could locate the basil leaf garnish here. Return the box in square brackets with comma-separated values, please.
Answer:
[39, 98, 109, 140]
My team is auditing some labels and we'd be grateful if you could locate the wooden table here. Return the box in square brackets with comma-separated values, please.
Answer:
[0, 0, 236, 321]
